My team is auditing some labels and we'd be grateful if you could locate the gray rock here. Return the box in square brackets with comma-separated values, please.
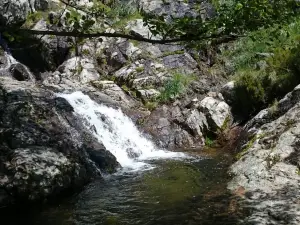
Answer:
[44, 57, 100, 87]
[143, 105, 206, 149]
[137, 89, 160, 101]
[220, 81, 235, 105]
[199, 95, 232, 132]
[91, 80, 139, 108]
[228, 84, 300, 224]
[126, 19, 160, 40]
[0, 0, 54, 25]
[162, 53, 198, 74]
[0, 0, 32, 25]
[0, 77, 119, 207]
[137, 0, 199, 18]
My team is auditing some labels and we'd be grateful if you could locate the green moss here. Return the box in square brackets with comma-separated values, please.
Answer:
[104, 215, 120, 225]
[137, 118, 145, 125]
[161, 50, 185, 57]
[268, 99, 279, 115]
[121, 84, 130, 92]
[235, 135, 258, 160]
[135, 66, 144, 73]
[130, 40, 140, 47]
[205, 137, 214, 147]
[144, 101, 158, 111]
[235, 133, 268, 160]
[81, 49, 90, 56]
[22, 11, 44, 29]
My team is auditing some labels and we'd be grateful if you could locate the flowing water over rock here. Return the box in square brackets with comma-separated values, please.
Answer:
[0, 52, 36, 81]
[0, 91, 244, 224]
[59, 91, 185, 170]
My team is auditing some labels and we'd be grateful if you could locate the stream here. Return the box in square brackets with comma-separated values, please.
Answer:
[0, 153, 242, 225]
[0, 92, 243, 224]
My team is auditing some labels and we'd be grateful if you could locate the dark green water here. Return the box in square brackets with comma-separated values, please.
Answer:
[0, 153, 242, 225]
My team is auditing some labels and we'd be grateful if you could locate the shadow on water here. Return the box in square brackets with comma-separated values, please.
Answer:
[0, 149, 245, 225]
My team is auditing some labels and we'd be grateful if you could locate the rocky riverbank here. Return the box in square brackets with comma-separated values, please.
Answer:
[0, 0, 233, 207]
[0, 1, 300, 224]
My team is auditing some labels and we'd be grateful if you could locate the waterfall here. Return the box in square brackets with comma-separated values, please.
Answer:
[0, 52, 35, 81]
[59, 91, 185, 171]
[0, 52, 16, 71]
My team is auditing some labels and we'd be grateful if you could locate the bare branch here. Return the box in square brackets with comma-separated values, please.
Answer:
[1, 28, 240, 45]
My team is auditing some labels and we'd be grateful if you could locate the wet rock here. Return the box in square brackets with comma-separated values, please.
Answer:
[0, 77, 119, 207]
[10, 63, 35, 81]
[83, 139, 119, 173]
[228, 84, 300, 224]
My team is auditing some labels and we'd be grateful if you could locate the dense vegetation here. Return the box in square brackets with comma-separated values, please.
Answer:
[2, 0, 300, 118]
[217, 17, 300, 117]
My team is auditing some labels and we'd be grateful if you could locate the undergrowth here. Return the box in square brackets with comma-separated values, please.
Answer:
[158, 72, 196, 103]
[218, 16, 300, 117]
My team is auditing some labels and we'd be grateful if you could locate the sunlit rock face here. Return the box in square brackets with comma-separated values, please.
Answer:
[229, 84, 300, 224]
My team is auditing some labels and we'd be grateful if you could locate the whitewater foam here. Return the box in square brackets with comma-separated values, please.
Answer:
[59, 91, 185, 171]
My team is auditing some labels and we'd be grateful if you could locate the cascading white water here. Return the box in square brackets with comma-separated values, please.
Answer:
[0, 52, 17, 71]
[59, 91, 185, 170]
[0, 52, 35, 81]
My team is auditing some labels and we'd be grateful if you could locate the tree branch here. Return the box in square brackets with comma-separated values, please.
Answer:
[1, 28, 240, 45]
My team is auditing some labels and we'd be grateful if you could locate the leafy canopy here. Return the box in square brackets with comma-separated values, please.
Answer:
[1, 0, 300, 44]
[142, 0, 300, 43]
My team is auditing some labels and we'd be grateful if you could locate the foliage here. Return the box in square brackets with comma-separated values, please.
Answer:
[142, 0, 300, 46]
[215, 16, 300, 117]
[159, 72, 195, 103]
[232, 40, 300, 117]
[205, 137, 214, 147]
[2, 0, 299, 47]
[233, 70, 266, 116]
[221, 17, 300, 72]
[144, 101, 158, 111]
[22, 11, 44, 29]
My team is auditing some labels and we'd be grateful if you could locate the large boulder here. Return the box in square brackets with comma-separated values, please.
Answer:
[228, 84, 300, 224]
[0, 0, 54, 26]
[199, 93, 232, 132]
[0, 0, 33, 26]
[43, 56, 100, 88]
[0, 77, 119, 207]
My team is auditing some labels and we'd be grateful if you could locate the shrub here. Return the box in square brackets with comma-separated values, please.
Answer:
[158, 72, 195, 103]
[233, 70, 266, 117]
[205, 137, 214, 147]
[233, 42, 300, 118]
